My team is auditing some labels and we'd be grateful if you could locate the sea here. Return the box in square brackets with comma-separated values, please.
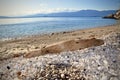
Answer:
[0, 17, 116, 40]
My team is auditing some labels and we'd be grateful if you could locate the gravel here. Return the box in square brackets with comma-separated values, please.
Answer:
[0, 32, 120, 80]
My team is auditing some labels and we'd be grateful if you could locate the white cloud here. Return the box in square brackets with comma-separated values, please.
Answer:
[0, 0, 81, 16]
[0, 8, 80, 16]
[7, 8, 80, 16]
[31, 8, 80, 14]
[0, 1, 80, 16]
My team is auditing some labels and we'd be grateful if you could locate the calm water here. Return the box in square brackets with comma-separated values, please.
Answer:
[0, 17, 116, 39]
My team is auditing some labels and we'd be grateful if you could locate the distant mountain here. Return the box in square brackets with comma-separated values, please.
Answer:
[0, 16, 10, 18]
[24, 10, 116, 17]
[46, 10, 116, 17]
[0, 10, 116, 18]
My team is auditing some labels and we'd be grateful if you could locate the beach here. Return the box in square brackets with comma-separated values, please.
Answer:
[0, 0, 120, 79]
[0, 23, 120, 80]
[0, 24, 120, 60]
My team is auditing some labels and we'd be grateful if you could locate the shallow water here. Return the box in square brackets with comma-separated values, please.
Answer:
[0, 17, 116, 39]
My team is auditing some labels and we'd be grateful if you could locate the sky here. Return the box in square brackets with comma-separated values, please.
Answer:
[0, 0, 120, 16]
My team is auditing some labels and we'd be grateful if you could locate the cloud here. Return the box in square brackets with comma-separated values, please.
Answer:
[31, 8, 80, 14]
[9, 8, 80, 16]
[0, 0, 81, 16]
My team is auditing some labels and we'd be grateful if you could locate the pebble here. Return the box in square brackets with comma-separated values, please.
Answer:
[61, 74, 65, 78]
[110, 77, 119, 80]
[101, 75, 108, 80]
[7, 66, 10, 70]
[0, 32, 120, 80]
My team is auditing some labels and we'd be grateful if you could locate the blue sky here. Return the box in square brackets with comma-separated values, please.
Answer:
[0, 0, 120, 16]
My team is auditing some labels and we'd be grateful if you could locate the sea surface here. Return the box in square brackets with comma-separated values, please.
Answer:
[0, 17, 116, 39]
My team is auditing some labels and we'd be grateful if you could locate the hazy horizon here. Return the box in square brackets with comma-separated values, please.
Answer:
[0, 0, 120, 16]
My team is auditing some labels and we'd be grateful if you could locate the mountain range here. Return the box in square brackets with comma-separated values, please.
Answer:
[0, 10, 116, 18]
[0, 16, 10, 18]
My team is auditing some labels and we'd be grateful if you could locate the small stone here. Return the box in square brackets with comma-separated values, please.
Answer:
[14, 78, 20, 80]
[29, 61, 32, 63]
[61, 74, 65, 78]
[63, 32, 66, 34]
[65, 55, 69, 58]
[7, 66, 10, 70]
[108, 69, 117, 76]
[40, 71, 46, 77]
[83, 69, 86, 71]
[0, 72, 4, 77]
[103, 48, 106, 51]
[110, 77, 119, 80]
[51, 33, 54, 36]
[80, 76, 86, 80]
[112, 59, 117, 63]
[101, 75, 108, 80]
[21, 48, 24, 50]
[17, 71, 21, 76]
[103, 60, 108, 66]
[98, 66, 103, 71]
[13, 54, 20, 57]
[35, 46, 39, 49]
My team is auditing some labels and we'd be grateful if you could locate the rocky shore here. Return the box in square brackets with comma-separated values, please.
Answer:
[0, 24, 120, 80]
[103, 9, 120, 20]
[0, 31, 120, 80]
[0, 24, 120, 60]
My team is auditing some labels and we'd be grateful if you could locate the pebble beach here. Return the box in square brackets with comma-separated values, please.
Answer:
[0, 24, 120, 80]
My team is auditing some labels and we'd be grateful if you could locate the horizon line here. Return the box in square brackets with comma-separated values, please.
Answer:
[0, 9, 117, 17]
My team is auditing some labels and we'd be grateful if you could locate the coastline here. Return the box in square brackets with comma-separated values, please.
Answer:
[0, 24, 120, 60]
[0, 24, 116, 42]
[0, 24, 118, 41]
[0, 24, 120, 80]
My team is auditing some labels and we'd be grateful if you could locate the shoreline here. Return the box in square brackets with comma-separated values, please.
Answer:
[0, 25, 120, 80]
[0, 24, 120, 60]
[0, 24, 117, 42]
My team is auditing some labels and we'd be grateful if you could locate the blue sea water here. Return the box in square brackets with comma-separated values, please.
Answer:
[0, 17, 116, 39]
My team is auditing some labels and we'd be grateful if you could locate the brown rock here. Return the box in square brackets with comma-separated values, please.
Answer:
[13, 54, 21, 58]
[89, 35, 95, 38]
[103, 9, 120, 20]
[17, 71, 21, 79]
